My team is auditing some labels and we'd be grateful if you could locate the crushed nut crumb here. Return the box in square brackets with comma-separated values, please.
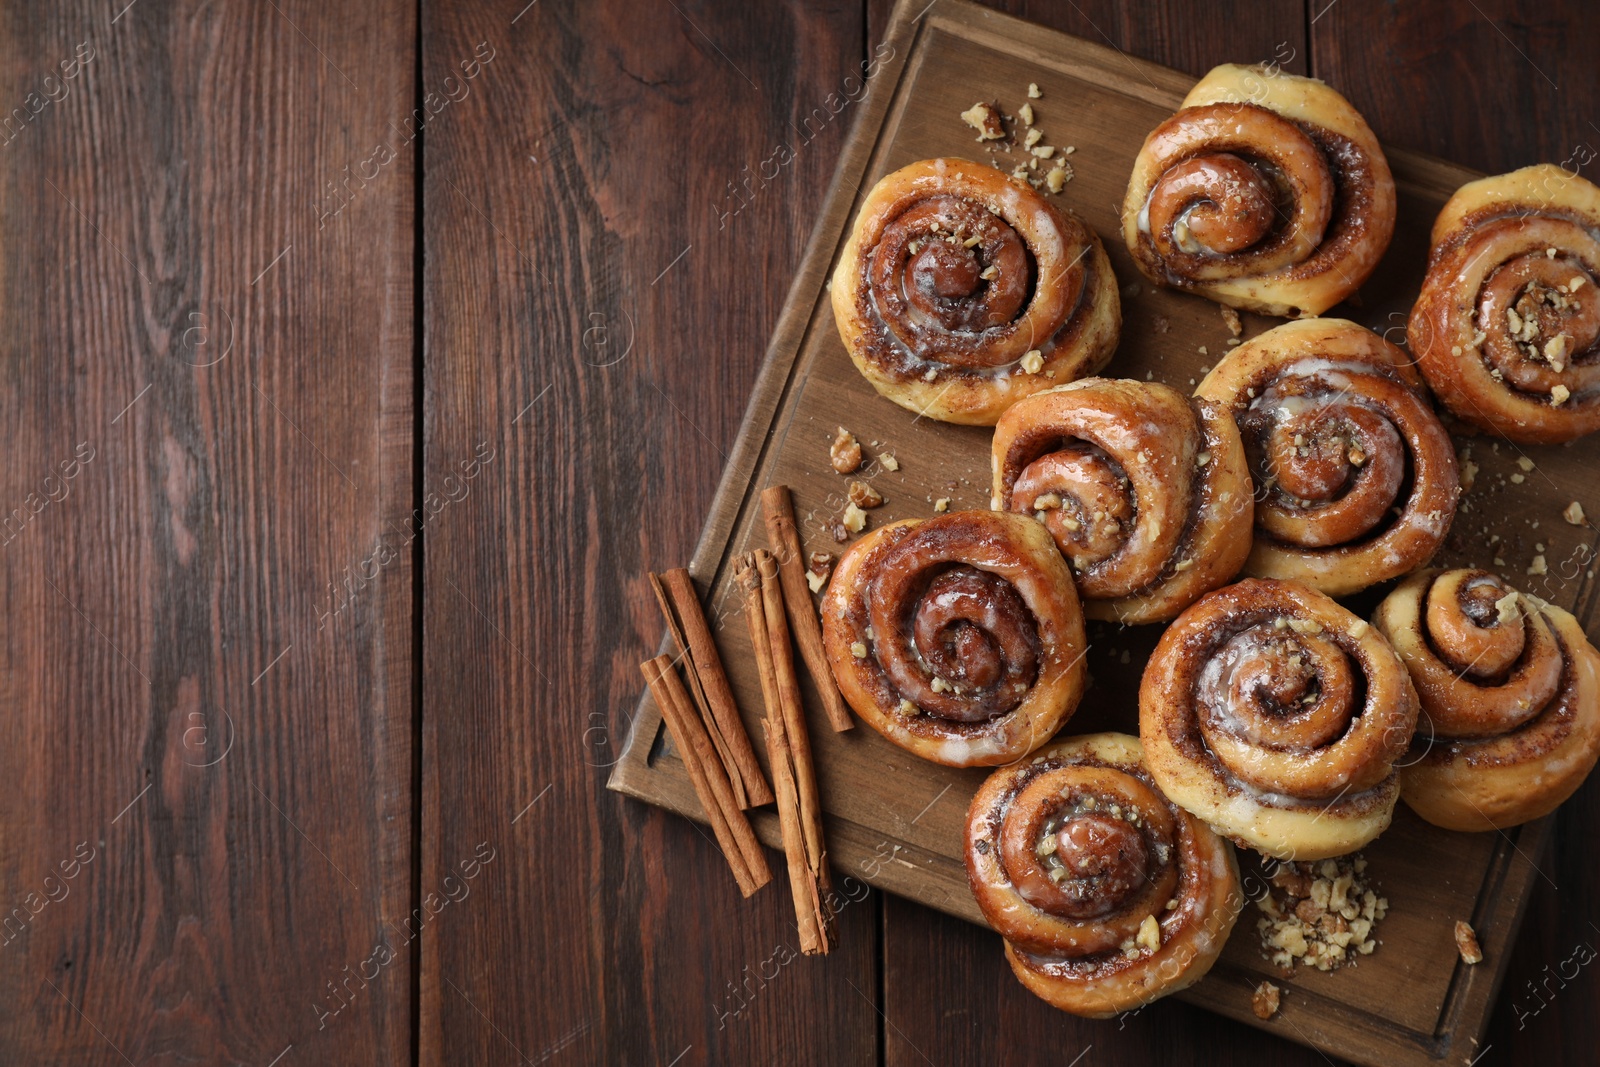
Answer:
[1454, 921, 1482, 965]
[1255, 854, 1387, 973]
[1220, 305, 1243, 337]
[933, 497, 951, 513]
[1252, 981, 1281, 1020]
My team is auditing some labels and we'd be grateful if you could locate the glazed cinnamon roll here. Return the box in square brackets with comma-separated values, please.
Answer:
[1141, 579, 1418, 860]
[820, 511, 1087, 766]
[1373, 569, 1600, 830]
[1122, 64, 1395, 318]
[965, 732, 1242, 1017]
[1409, 165, 1600, 443]
[1196, 318, 1459, 597]
[990, 378, 1254, 623]
[831, 158, 1120, 425]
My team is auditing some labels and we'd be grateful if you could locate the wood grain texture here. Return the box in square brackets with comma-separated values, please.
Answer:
[0, 1, 416, 1065]
[1311, 0, 1600, 176]
[419, 1, 877, 1064]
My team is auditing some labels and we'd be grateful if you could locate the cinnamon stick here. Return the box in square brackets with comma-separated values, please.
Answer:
[760, 485, 853, 732]
[647, 572, 745, 807]
[738, 554, 832, 955]
[756, 550, 828, 878]
[641, 656, 772, 898]
[651, 568, 774, 808]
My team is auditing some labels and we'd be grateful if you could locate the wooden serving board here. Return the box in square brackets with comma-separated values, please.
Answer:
[609, 1, 1599, 1062]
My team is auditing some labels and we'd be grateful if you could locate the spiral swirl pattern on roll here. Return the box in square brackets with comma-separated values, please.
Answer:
[1373, 569, 1600, 830]
[965, 732, 1241, 1017]
[821, 511, 1087, 766]
[1140, 579, 1418, 860]
[1195, 318, 1459, 597]
[1409, 165, 1600, 443]
[991, 378, 1254, 623]
[832, 158, 1121, 425]
[1122, 64, 1395, 318]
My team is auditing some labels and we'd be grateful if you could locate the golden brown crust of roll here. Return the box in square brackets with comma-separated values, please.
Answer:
[1140, 579, 1418, 860]
[831, 158, 1120, 425]
[1409, 164, 1600, 444]
[1195, 318, 1459, 597]
[1373, 569, 1600, 830]
[965, 732, 1241, 1018]
[990, 378, 1254, 623]
[1122, 64, 1395, 318]
[820, 511, 1087, 767]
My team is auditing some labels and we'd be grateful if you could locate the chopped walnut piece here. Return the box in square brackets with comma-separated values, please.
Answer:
[1252, 981, 1282, 1020]
[1458, 448, 1479, 491]
[805, 551, 835, 593]
[933, 497, 951, 513]
[1027, 82, 1042, 98]
[842, 502, 868, 534]
[848, 480, 884, 509]
[1219, 305, 1243, 337]
[960, 101, 1006, 141]
[829, 521, 850, 544]
[1552, 383, 1572, 406]
[879, 452, 900, 472]
[1019, 349, 1044, 374]
[1564, 501, 1588, 526]
[1454, 921, 1483, 965]
[1045, 165, 1070, 193]
[830, 427, 863, 474]
[1018, 102, 1034, 126]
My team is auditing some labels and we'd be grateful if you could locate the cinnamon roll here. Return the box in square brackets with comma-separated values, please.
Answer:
[1409, 165, 1600, 443]
[831, 158, 1120, 425]
[1372, 569, 1600, 830]
[1195, 318, 1459, 597]
[965, 732, 1242, 1017]
[820, 511, 1087, 766]
[1122, 64, 1395, 318]
[1141, 579, 1419, 860]
[990, 378, 1254, 623]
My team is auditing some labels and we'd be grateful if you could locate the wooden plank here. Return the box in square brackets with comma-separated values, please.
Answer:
[0, 2, 416, 1064]
[419, 1, 878, 1064]
[1311, 3, 1600, 1061]
[612, 0, 1598, 1062]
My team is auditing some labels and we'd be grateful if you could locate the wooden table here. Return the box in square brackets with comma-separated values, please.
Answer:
[1, 1, 1595, 1064]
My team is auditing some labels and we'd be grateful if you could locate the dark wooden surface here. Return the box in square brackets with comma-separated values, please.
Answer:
[2, 1, 1597, 1065]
